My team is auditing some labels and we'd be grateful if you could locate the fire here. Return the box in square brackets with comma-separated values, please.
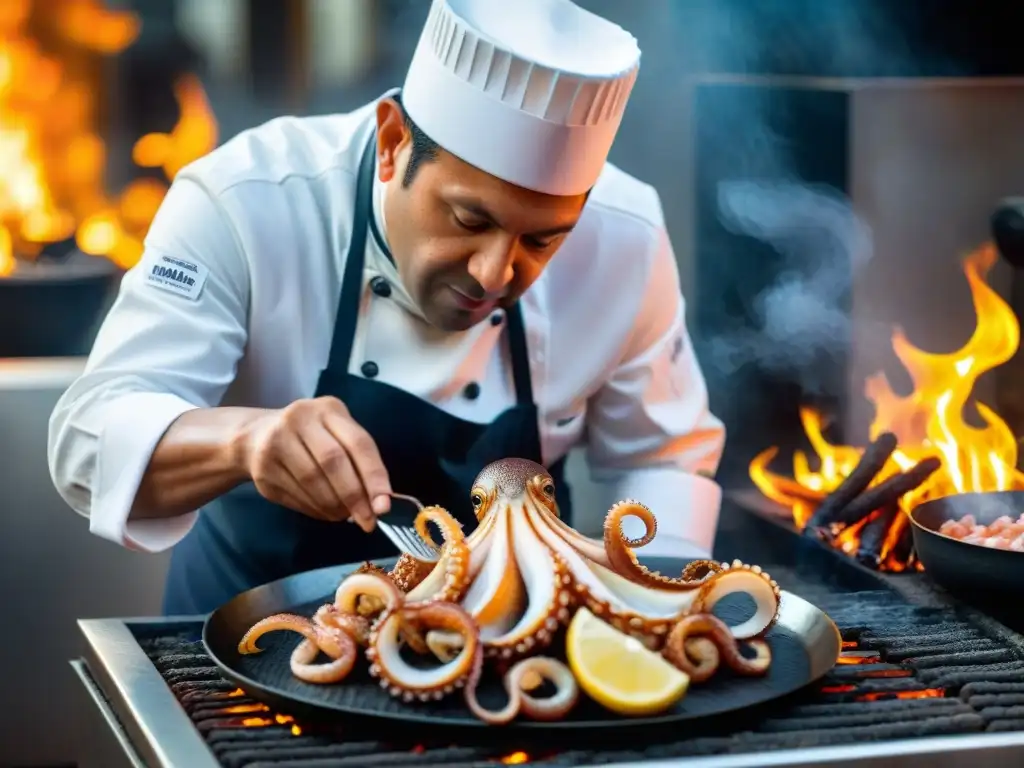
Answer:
[0, 0, 217, 276]
[751, 244, 1024, 567]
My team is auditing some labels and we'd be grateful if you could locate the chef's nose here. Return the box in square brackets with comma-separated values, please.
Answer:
[467, 237, 516, 294]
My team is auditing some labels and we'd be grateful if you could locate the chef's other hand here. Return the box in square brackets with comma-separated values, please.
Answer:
[240, 396, 392, 531]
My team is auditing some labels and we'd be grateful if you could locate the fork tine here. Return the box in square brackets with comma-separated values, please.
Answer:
[401, 526, 437, 560]
[377, 519, 440, 561]
[374, 492, 443, 561]
[376, 520, 407, 552]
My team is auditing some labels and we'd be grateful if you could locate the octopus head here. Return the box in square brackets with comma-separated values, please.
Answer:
[469, 458, 558, 521]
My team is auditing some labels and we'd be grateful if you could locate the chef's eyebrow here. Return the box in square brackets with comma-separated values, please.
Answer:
[449, 198, 577, 238]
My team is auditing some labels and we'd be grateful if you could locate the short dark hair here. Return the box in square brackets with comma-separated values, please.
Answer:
[395, 94, 440, 188]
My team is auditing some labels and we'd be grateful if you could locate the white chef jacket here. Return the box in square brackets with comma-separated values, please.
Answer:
[47, 94, 726, 559]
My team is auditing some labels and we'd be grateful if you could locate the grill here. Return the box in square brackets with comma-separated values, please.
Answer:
[133, 587, 1023, 768]
[73, 500, 1024, 768]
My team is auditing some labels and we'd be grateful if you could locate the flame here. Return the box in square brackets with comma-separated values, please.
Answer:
[752, 245, 1024, 568]
[857, 689, 945, 701]
[503, 752, 530, 764]
[0, 0, 217, 275]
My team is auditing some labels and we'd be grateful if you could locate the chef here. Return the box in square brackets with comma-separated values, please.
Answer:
[47, 0, 725, 615]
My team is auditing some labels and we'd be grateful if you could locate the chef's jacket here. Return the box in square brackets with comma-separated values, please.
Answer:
[47, 95, 726, 558]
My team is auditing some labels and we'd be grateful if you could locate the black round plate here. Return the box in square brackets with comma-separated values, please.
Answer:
[203, 557, 840, 734]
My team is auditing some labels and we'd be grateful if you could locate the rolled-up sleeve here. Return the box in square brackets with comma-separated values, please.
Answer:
[585, 226, 726, 558]
[47, 175, 249, 553]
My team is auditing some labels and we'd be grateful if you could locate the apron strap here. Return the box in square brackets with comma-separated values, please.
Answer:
[323, 129, 377, 374]
[505, 303, 534, 406]
[323, 128, 536, 408]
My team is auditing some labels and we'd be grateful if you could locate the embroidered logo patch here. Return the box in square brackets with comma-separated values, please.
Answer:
[145, 255, 209, 301]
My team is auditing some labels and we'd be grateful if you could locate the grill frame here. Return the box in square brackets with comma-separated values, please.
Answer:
[72, 498, 1024, 767]
[76, 601, 1024, 768]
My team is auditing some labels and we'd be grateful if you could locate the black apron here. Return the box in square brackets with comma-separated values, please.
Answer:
[162, 130, 572, 615]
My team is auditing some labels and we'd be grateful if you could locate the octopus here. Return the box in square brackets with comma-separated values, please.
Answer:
[239, 458, 782, 724]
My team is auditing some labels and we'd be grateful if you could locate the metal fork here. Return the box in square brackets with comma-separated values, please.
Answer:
[376, 492, 441, 561]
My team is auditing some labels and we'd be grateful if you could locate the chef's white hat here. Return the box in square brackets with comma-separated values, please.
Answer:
[401, 0, 641, 197]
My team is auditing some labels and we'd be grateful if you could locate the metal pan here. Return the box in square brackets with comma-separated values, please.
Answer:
[910, 490, 1024, 600]
[203, 556, 840, 737]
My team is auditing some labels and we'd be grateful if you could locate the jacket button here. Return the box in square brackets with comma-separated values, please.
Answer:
[361, 361, 379, 378]
[490, 312, 503, 326]
[370, 276, 392, 298]
[463, 382, 481, 400]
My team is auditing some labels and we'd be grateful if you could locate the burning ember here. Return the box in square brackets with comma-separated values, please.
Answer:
[0, 0, 217, 276]
[751, 244, 1024, 571]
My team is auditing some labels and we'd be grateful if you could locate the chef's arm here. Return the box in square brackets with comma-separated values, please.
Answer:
[584, 226, 726, 558]
[47, 175, 251, 552]
[132, 406, 260, 519]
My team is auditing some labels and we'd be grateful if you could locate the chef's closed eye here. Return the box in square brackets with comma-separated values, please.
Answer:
[452, 209, 491, 233]
[521, 233, 559, 251]
[554, 412, 582, 428]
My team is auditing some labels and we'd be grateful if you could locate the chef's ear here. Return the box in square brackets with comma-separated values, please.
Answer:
[375, 98, 409, 183]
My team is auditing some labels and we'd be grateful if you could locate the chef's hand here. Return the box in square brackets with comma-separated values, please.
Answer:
[240, 396, 392, 531]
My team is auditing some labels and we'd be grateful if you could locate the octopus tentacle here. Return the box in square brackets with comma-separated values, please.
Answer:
[475, 509, 575, 660]
[664, 614, 772, 680]
[662, 615, 726, 682]
[414, 505, 464, 549]
[354, 557, 435, 594]
[683, 637, 721, 683]
[728, 639, 772, 675]
[516, 657, 579, 721]
[389, 555, 437, 593]
[238, 610, 360, 685]
[425, 629, 466, 663]
[681, 560, 725, 581]
[313, 604, 371, 646]
[465, 656, 579, 725]
[695, 560, 781, 639]
[288, 633, 358, 684]
[367, 601, 479, 702]
[404, 507, 473, 604]
[238, 613, 333, 655]
[334, 572, 405, 618]
[603, 501, 721, 590]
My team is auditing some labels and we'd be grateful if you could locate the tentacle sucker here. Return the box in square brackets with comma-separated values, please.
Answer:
[465, 656, 579, 725]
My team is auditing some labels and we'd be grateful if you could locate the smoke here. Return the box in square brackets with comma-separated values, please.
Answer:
[939, 493, 1022, 527]
[673, 1, 948, 399]
[704, 180, 874, 395]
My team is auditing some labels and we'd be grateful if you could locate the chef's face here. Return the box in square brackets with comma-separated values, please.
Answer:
[375, 98, 588, 332]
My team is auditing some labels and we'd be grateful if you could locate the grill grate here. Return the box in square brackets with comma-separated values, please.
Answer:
[137, 584, 1024, 768]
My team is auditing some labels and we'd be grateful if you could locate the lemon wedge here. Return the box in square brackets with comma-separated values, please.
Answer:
[566, 607, 690, 716]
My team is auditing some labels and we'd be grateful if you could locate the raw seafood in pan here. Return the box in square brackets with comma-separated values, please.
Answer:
[238, 458, 781, 723]
[940, 512, 1024, 551]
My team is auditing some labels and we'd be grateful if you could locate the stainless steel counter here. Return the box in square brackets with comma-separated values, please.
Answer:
[0, 358, 171, 766]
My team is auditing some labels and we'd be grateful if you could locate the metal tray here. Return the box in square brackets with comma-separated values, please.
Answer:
[203, 556, 841, 736]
